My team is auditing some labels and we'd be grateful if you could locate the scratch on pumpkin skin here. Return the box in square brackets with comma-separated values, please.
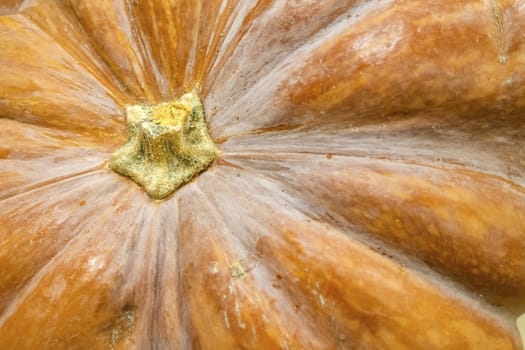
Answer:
[488, 0, 507, 64]
[250, 323, 258, 342]
[234, 300, 247, 329]
[319, 293, 326, 307]
[490, 1, 503, 34]
[223, 309, 230, 329]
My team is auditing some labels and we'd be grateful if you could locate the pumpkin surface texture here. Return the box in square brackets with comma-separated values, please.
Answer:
[0, 0, 524, 349]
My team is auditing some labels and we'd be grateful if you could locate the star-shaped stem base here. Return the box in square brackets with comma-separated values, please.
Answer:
[109, 93, 218, 199]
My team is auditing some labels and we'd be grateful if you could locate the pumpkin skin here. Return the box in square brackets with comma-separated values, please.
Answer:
[0, 0, 524, 348]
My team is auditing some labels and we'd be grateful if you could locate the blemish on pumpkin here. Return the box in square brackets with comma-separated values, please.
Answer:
[498, 55, 508, 64]
[230, 255, 258, 279]
[293, 304, 300, 313]
[216, 157, 243, 169]
[109, 306, 135, 349]
[230, 261, 247, 279]
[209, 261, 219, 274]
[250, 124, 302, 134]
[214, 136, 228, 144]
[0, 147, 11, 158]
[399, 263, 407, 273]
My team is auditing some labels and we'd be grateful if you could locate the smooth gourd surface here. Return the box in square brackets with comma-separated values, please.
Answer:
[0, 1, 524, 349]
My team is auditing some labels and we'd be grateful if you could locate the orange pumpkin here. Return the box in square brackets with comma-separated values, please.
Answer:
[0, 0, 524, 349]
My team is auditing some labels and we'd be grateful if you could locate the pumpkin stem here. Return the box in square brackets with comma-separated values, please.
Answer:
[109, 92, 218, 199]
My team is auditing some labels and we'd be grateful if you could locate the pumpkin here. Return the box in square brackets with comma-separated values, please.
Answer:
[0, 0, 524, 348]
